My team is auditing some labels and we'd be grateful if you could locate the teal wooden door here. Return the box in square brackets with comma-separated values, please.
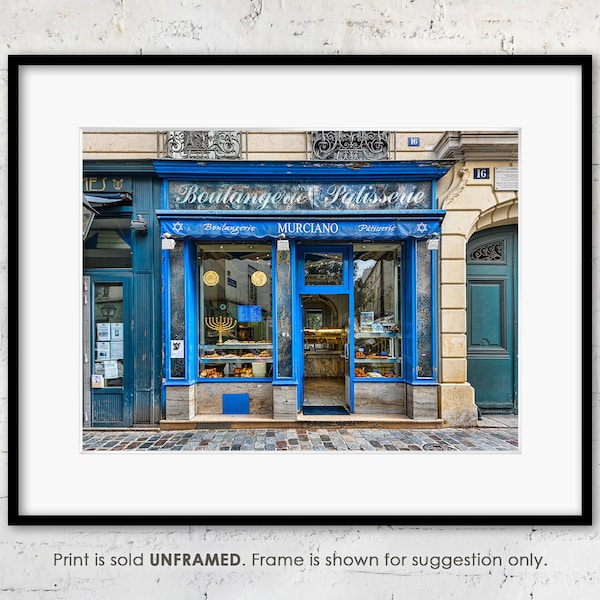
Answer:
[88, 274, 134, 426]
[466, 226, 518, 413]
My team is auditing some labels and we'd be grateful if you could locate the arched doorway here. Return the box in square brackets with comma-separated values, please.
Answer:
[466, 225, 518, 414]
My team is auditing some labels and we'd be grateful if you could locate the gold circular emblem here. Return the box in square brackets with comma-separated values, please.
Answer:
[203, 270, 219, 286]
[251, 271, 268, 287]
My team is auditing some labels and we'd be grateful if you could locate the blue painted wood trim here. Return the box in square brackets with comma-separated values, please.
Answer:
[153, 160, 453, 181]
[415, 241, 437, 382]
[296, 245, 352, 294]
[160, 178, 169, 210]
[403, 238, 417, 383]
[161, 246, 172, 381]
[88, 272, 134, 426]
[184, 240, 198, 382]
[274, 240, 296, 381]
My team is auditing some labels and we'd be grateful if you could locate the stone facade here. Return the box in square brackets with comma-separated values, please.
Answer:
[83, 129, 518, 427]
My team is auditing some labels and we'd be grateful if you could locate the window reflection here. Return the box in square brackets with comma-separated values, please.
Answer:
[93, 283, 124, 387]
[304, 252, 344, 286]
[353, 244, 402, 378]
[84, 217, 132, 269]
[198, 244, 273, 378]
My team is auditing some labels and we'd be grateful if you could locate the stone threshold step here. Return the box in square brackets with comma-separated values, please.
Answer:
[160, 417, 444, 431]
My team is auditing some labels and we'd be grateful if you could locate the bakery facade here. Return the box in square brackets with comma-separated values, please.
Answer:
[82, 130, 518, 429]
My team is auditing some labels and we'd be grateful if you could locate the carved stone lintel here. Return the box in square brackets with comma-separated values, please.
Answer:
[311, 131, 390, 161]
[166, 130, 242, 160]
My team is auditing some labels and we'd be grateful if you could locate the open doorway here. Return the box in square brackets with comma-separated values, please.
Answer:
[301, 294, 350, 415]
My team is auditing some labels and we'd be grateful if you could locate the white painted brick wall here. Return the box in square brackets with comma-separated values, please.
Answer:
[1, 1, 599, 598]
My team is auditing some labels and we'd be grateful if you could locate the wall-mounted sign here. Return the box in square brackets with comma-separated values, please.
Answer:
[162, 218, 442, 241]
[408, 137, 421, 147]
[83, 176, 133, 193]
[168, 180, 433, 213]
[494, 167, 519, 191]
[473, 168, 490, 179]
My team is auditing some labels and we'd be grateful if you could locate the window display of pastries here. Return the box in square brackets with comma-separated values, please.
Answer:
[233, 367, 253, 377]
[200, 368, 223, 378]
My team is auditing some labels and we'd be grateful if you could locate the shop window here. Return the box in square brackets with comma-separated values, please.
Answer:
[84, 216, 133, 269]
[353, 244, 402, 379]
[304, 251, 344, 286]
[93, 283, 124, 387]
[198, 244, 273, 379]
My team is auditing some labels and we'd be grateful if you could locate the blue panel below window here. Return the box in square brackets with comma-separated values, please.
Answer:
[222, 393, 250, 414]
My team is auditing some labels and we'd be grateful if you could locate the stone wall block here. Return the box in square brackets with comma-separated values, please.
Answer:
[165, 386, 195, 420]
[440, 309, 467, 334]
[406, 385, 438, 420]
[441, 358, 467, 383]
[272, 385, 297, 420]
[441, 334, 466, 358]
[441, 284, 466, 310]
[439, 383, 478, 427]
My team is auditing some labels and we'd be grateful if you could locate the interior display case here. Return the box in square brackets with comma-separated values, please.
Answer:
[354, 329, 401, 378]
[199, 341, 273, 378]
[353, 244, 403, 380]
[197, 242, 273, 380]
[303, 328, 346, 351]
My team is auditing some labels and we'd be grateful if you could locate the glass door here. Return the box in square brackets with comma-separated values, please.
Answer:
[301, 294, 350, 414]
[296, 245, 352, 414]
[89, 275, 133, 426]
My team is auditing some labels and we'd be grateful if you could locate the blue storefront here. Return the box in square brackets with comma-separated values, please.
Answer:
[155, 160, 450, 423]
[83, 159, 450, 426]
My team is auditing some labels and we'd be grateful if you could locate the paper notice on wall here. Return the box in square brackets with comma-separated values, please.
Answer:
[91, 374, 104, 388]
[111, 323, 124, 339]
[96, 322, 111, 341]
[110, 341, 124, 360]
[171, 340, 185, 358]
[96, 342, 110, 360]
[103, 361, 119, 379]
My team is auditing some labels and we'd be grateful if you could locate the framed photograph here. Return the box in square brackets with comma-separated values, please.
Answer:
[9, 55, 590, 525]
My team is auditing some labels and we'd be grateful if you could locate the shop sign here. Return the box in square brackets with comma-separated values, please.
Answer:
[161, 218, 441, 241]
[83, 176, 133, 193]
[167, 180, 433, 213]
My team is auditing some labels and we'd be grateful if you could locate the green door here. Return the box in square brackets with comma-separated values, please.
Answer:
[466, 226, 518, 413]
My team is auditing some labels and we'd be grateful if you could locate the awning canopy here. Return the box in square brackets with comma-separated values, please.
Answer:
[160, 216, 442, 242]
[83, 192, 132, 205]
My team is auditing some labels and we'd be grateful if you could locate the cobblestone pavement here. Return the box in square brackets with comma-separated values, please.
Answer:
[82, 427, 518, 452]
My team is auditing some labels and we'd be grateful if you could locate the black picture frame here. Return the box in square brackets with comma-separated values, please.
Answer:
[7, 54, 592, 526]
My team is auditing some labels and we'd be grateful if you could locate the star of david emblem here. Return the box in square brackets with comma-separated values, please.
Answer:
[416, 222, 428, 234]
[173, 221, 184, 234]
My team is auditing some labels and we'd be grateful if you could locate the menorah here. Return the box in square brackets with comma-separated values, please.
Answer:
[205, 316, 237, 344]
